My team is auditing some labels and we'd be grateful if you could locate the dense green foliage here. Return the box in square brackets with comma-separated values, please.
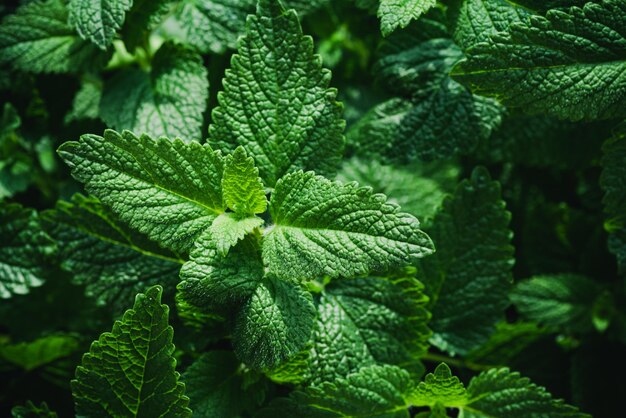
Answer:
[1, 0, 624, 417]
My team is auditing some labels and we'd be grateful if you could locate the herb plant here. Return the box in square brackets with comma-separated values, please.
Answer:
[1, 0, 625, 417]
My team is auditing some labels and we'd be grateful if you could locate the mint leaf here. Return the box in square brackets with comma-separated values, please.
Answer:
[233, 276, 315, 369]
[100, 42, 208, 142]
[11, 401, 57, 418]
[209, 213, 264, 256]
[178, 231, 263, 309]
[463, 368, 590, 417]
[68, 0, 133, 49]
[466, 322, 548, 366]
[65, 78, 102, 123]
[0, 103, 31, 199]
[0, 334, 80, 371]
[120, 0, 174, 51]
[409, 363, 467, 408]
[511, 274, 605, 333]
[72, 286, 192, 417]
[222, 146, 267, 216]
[452, 1, 626, 121]
[309, 275, 431, 383]
[209, 0, 345, 186]
[183, 351, 268, 418]
[0, 203, 55, 299]
[378, 0, 437, 36]
[43, 194, 183, 314]
[0, 0, 109, 74]
[58, 130, 225, 253]
[264, 171, 434, 281]
[418, 167, 514, 355]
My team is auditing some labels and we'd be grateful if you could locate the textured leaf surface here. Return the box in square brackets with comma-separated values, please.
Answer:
[178, 231, 263, 309]
[452, 0, 626, 120]
[100, 42, 208, 141]
[209, 213, 264, 256]
[58, 130, 225, 253]
[72, 286, 192, 417]
[258, 365, 412, 418]
[233, 276, 315, 369]
[309, 275, 431, 383]
[373, 30, 502, 161]
[0, 334, 80, 371]
[601, 127, 626, 275]
[0, 0, 109, 74]
[418, 167, 514, 355]
[463, 368, 590, 417]
[183, 351, 268, 418]
[209, 0, 345, 186]
[65, 78, 102, 123]
[68, 0, 133, 49]
[511, 274, 604, 332]
[264, 171, 434, 281]
[0, 204, 55, 299]
[409, 363, 466, 407]
[44, 194, 182, 314]
[378, 0, 437, 36]
[222, 147, 267, 216]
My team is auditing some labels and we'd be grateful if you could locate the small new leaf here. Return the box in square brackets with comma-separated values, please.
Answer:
[222, 147, 267, 216]
[72, 286, 192, 417]
[209, 213, 264, 256]
[409, 363, 467, 408]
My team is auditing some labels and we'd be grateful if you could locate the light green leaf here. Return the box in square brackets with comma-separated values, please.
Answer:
[0, 0, 109, 74]
[68, 0, 133, 49]
[209, 213, 264, 256]
[43, 194, 183, 314]
[178, 230, 264, 309]
[447, 0, 534, 50]
[601, 125, 626, 275]
[209, 0, 345, 186]
[257, 365, 413, 418]
[72, 286, 192, 417]
[65, 78, 102, 123]
[418, 167, 514, 355]
[511, 274, 604, 333]
[378, 0, 437, 36]
[233, 276, 315, 369]
[264, 171, 434, 281]
[0, 334, 80, 371]
[11, 401, 58, 418]
[463, 368, 591, 417]
[100, 42, 208, 142]
[222, 147, 267, 216]
[183, 351, 268, 418]
[452, 0, 626, 121]
[308, 275, 431, 383]
[58, 130, 225, 253]
[0, 203, 55, 299]
[409, 363, 466, 407]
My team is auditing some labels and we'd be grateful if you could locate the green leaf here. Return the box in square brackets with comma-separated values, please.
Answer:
[372, 28, 503, 161]
[0, 203, 55, 299]
[463, 368, 590, 417]
[452, 0, 626, 121]
[601, 126, 626, 275]
[100, 42, 208, 142]
[409, 363, 467, 408]
[447, 0, 534, 50]
[511, 274, 604, 333]
[0, 103, 31, 199]
[43, 194, 183, 314]
[337, 157, 459, 219]
[264, 171, 434, 281]
[0, 0, 109, 74]
[308, 275, 431, 383]
[418, 167, 514, 355]
[178, 231, 264, 309]
[11, 401, 58, 418]
[120, 0, 174, 51]
[378, 0, 437, 36]
[58, 130, 225, 253]
[183, 351, 268, 418]
[68, 0, 133, 49]
[0, 334, 80, 371]
[209, 213, 264, 256]
[72, 286, 192, 417]
[222, 147, 267, 216]
[209, 0, 345, 186]
[258, 365, 413, 418]
[65, 78, 102, 123]
[233, 276, 315, 369]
